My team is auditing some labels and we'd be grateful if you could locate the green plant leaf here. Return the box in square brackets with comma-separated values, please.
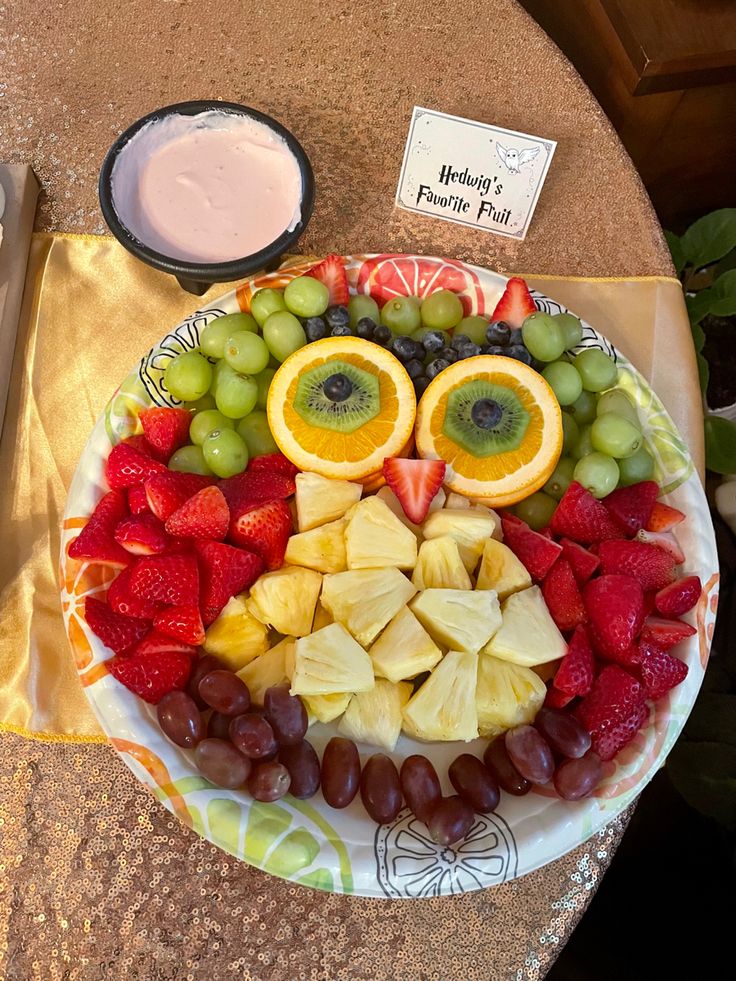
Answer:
[681, 209, 736, 270]
[710, 295, 736, 318]
[697, 352, 709, 394]
[705, 416, 736, 474]
[713, 268, 736, 299]
[691, 320, 705, 353]
[686, 288, 715, 326]
[714, 249, 736, 278]
[667, 741, 736, 831]
[665, 230, 686, 276]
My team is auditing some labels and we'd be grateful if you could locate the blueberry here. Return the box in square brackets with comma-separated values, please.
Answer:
[356, 316, 376, 339]
[451, 333, 471, 351]
[304, 317, 327, 342]
[482, 344, 506, 356]
[323, 372, 353, 402]
[414, 376, 431, 397]
[391, 336, 419, 363]
[325, 305, 350, 329]
[509, 328, 523, 346]
[485, 320, 511, 345]
[457, 342, 481, 359]
[439, 346, 458, 364]
[405, 358, 425, 380]
[426, 358, 451, 379]
[422, 330, 446, 354]
[373, 324, 392, 346]
[330, 323, 354, 337]
[507, 344, 533, 365]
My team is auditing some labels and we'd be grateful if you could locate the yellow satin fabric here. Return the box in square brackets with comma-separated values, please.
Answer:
[0, 235, 702, 739]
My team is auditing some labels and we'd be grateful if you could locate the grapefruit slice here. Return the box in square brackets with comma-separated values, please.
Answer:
[267, 337, 416, 480]
[415, 355, 563, 505]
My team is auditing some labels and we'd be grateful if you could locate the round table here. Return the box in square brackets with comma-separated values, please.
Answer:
[0, 1, 676, 978]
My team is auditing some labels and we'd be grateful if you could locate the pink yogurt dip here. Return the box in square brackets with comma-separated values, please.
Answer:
[110, 111, 303, 264]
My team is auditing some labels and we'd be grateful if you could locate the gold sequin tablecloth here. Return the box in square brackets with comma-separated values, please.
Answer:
[0, 0, 693, 978]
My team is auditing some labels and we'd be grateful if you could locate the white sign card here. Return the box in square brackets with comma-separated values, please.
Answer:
[395, 107, 556, 240]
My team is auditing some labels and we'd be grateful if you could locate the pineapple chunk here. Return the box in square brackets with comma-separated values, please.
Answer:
[444, 491, 471, 509]
[368, 606, 442, 682]
[483, 585, 567, 667]
[247, 565, 322, 637]
[402, 650, 478, 741]
[302, 691, 351, 724]
[344, 496, 417, 570]
[312, 600, 333, 632]
[475, 538, 532, 599]
[375, 485, 446, 538]
[284, 518, 347, 574]
[203, 594, 269, 669]
[338, 679, 413, 751]
[412, 536, 472, 590]
[321, 567, 417, 646]
[291, 622, 374, 696]
[411, 588, 502, 655]
[295, 472, 362, 531]
[237, 636, 294, 705]
[475, 653, 546, 737]
[422, 508, 499, 572]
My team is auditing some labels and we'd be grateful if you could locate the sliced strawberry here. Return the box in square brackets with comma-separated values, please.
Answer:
[559, 538, 600, 585]
[575, 664, 646, 747]
[305, 255, 349, 306]
[229, 499, 292, 570]
[584, 574, 645, 659]
[598, 641, 643, 670]
[219, 470, 296, 518]
[84, 596, 150, 654]
[382, 457, 446, 524]
[545, 686, 575, 709]
[655, 576, 701, 618]
[590, 702, 649, 762]
[501, 513, 562, 581]
[107, 566, 164, 620]
[635, 528, 685, 564]
[108, 649, 192, 704]
[123, 434, 162, 459]
[639, 616, 696, 651]
[133, 628, 197, 659]
[247, 453, 300, 480]
[127, 484, 151, 516]
[106, 442, 167, 489]
[542, 558, 587, 632]
[646, 501, 685, 532]
[642, 590, 657, 618]
[603, 481, 659, 537]
[129, 553, 200, 606]
[145, 471, 215, 521]
[598, 539, 677, 592]
[639, 648, 689, 700]
[490, 276, 536, 328]
[114, 513, 170, 555]
[550, 482, 623, 545]
[153, 604, 205, 647]
[68, 490, 131, 568]
[552, 624, 595, 696]
[165, 485, 230, 541]
[139, 407, 192, 460]
[196, 540, 264, 625]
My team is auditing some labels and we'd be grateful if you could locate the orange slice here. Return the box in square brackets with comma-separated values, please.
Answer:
[267, 337, 417, 480]
[415, 355, 562, 506]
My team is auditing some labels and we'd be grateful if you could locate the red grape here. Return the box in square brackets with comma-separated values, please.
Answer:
[360, 754, 402, 824]
[278, 740, 321, 799]
[264, 684, 308, 746]
[207, 710, 232, 740]
[248, 761, 291, 802]
[427, 796, 474, 845]
[448, 754, 500, 813]
[535, 707, 592, 759]
[229, 713, 278, 759]
[400, 755, 442, 823]
[194, 738, 251, 788]
[321, 737, 361, 809]
[187, 654, 226, 709]
[483, 738, 531, 795]
[553, 751, 603, 800]
[505, 725, 555, 784]
[156, 690, 204, 748]
[198, 670, 251, 716]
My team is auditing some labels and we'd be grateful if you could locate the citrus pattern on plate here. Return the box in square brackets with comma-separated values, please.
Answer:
[60, 253, 718, 898]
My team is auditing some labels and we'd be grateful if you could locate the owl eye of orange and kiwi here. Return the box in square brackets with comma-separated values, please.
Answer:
[442, 380, 530, 457]
[293, 361, 380, 433]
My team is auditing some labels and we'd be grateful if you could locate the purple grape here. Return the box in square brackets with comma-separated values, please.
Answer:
[554, 751, 603, 801]
[448, 754, 500, 813]
[198, 670, 251, 716]
[248, 761, 291, 802]
[263, 684, 308, 746]
[157, 691, 204, 749]
[207, 710, 232, 740]
[321, 737, 360, 809]
[505, 725, 555, 784]
[427, 796, 474, 845]
[229, 713, 278, 759]
[535, 707, 592, 759]
[187, 654, 226, 709]
[483, 738, 531, 796]
[400, 755, 442, 823]
[278, 740, 321, 799]
[194, 738, 251, 788]
[360, 754, 402, 824]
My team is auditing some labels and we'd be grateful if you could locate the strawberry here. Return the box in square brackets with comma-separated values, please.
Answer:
[229, 499, 292, 570]
[642, 591, 657, 618]
[639, 616, 696, 651]
[114, 513, 170, 555]
[550, 482, 623, 544]
[590, 702, 649, 762]
[165, 485, 230, 541]
[382, 457, 446, 524]
[501, 513, 562, 580]
[139, 407, 192, 459]
[545, 686, 575, 709]
[305, 255, 349, 306]
[133, 628, 197, 659]
[68, 490, 131, 568]
[542, 558, 587, 632]
[127, 484, 151, 516]
[219, 470, 296, 519]
[584, 574, 645, 659]
[108, 649, 192, 704]
[122, 434, 163, 459]
[575, 664, 646, 748]
[129, 553, 200, 606]
[145, 471, 215, 521]
[490, 276, 536, 328]
[105, 442, 166, 489]
[195, 540, 264, 624]
[603, 481, 659, 537]
[552, 624, 595, 696]
[639, 648, 688, 700]
[655, 576, 701, 618]
[646, 501, 685, 532]
[559, 538, 600, 585]
[599, 641, 643, 670]
[635, 528, 685, 564]
[598, 539, 676, 591]
[84, 596, 150, 654]
[154, 604, 205, 646]
[107, 566, 164, 620]
[247, 453, 300, 480]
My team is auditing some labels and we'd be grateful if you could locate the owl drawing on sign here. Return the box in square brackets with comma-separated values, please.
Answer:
[495, 143, 540, 174]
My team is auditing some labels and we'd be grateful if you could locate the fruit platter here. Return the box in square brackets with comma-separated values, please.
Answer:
[60, 253, 719, 898]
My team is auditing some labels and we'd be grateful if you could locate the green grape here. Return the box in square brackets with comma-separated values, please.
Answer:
[521, 312, 566, 362]
[164, 351, 213, 402]
[420, 290, 464, 331]
[572, 424, 594, 460]
[541, 361, 583, 406]
[568, 389, 597, 426]
[223, 331, 270, 375]
[185, 393, 217, 414]
[202, 428, 249, 478]
[574, 349, 618, 392]
[591, 412, 643, 458]
[456, 316, 490, 346]
[544, 457, 577, 501]
[168, 444, 213, 476]
[596, 389, 639, 425]
[617, 445, 655, 486]
[348, 295, 380, 327]
[283, 276, 330, 318]
[561, 413, 580, 454]
[215, 372, 259, 418]
[211, 359, 237, 393]
[200, 313, 257, 358]
[553, 313, 583, 350]
[262, 311, 307, 362]
[514, 491, 558, 531]
[405, 295, 422, 308]
[189, 409, 234, 446]
[237, 411, 279, 457]
[380, 296, 422, 336]
[255, 367, 276, 410]
[574, 453, 619, 499]
[250, 288, 287, 327]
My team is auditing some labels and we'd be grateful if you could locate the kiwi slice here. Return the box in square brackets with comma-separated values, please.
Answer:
[293, 360, 380, 434]
[443, 379, 529, 456]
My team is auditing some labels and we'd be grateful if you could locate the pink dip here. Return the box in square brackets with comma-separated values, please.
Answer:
[110, 111, 303, 264]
